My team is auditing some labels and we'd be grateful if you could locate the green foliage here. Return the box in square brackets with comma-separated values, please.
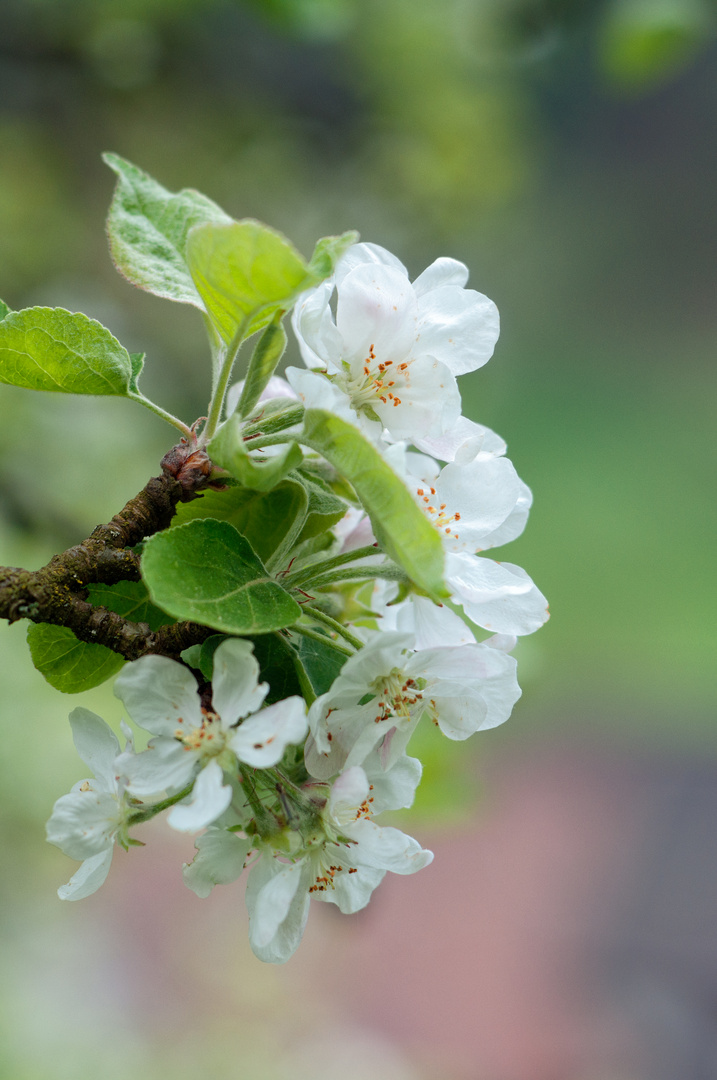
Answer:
[141, 518, 302, 634]
[208, 414, 303, 491]
[598, 0, 713, 91]
[234, 315, 288, 418]
[294, 471, 348, 542]
[174, 481, 309, 565]
[103, 152, 232, 309]
[27, 624, 125, 693]
[187, 221, 357, 345]
[302, 408, 447, 598]
[0, 300, 10, 321]
[0, 307, 134, 396]
[294, 631, 348, 696]
[25, 581, 171, 693]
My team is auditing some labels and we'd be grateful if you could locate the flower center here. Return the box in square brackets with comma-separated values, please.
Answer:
[342, 343, 408, 411]
[415, 485, 461, 539]
[175, 708, 226, 759]
[308, 845, 359, 893]
[370, 669, 423, 724]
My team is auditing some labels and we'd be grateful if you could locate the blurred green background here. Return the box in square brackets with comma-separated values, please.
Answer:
[1, 1, 716, 1077]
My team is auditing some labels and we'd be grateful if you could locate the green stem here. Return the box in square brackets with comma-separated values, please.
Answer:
[285, 545, 382, 589]
[289, 623, 354, 656]
[126, 782, 194, 825]
[128, 392, 193, 438]
[304, 564, 408, 592]
[301, 604, 364, 650]
[201, 317, 250, 445]
[242, 431, 297, 449]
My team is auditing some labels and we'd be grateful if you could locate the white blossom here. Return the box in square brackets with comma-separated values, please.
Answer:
[114, 638, 308, 832]
[288, 241, 499, 445]
[46, 708, 133, 901]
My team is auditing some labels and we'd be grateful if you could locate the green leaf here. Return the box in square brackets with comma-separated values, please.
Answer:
[129, 352, 144, 395]
[186, 220, 311, 345]
[0, 300, 10, 321]
[294, 470, 348, 543]
[25, 580, 174, 694]
[302, 409, 448, 598]
[208, 414, 303, 492]
[174, 481, 308, 566]
[294, 632, 348, 696]
[235, 314, 288, 418]
[27, 623, 124, 693]
[87, 579, 172, 632]
[0, 307, 133, 395]
[141, 518, 302, 635]
[103, 152, 232, 308]
[249, 633, 303, 705]
[187, 223, 359, 345]
[306, 230, 359, 280]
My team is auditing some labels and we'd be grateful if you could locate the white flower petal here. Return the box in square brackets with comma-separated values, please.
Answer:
[46, 789, 120, 860]
[246, 857, 311, 963]
[328, 766, 370, 818]
[333, 241, 407, 289]
[416, 286, 499, 376]
[114, 655, 201, 736]
[313, 861, 386, 914]
[413, 417, 507, 461]
[446, 553, 549, 636]
[58, 848, 114, 901]
[337, 263, 418, 366]
[394, 595, 476, 648]
[168, 760, 233, 833]
[229, 696, 308, 768]
[118, 737, 197, 797]
[291, 281, 342, 369]
[412, 256, 469, 295]
[183, 827, 253, 898]
[68, 708, 120, 791]
[211, 638, 267, 725]
[346, 818, 433, 875]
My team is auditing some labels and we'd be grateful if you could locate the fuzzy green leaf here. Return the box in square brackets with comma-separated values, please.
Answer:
[103, 152, 232, 308]
[0, 300, 10, 321]
[295, 632, 348, 696]
[0, 307, 133, 395]
[235, 315, 288, 418]
[208, 414, 303, 492]
[307, 230, 359, 280]
[187, 222, 358, 345]
[141, 518, 302, 635]
[302, 409, 448, 598]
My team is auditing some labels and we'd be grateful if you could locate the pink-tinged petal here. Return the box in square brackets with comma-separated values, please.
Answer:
[336, 263, 418, 366]
[168, 761, 233, 833]
[246, 856, 311, 963]
[416, 286, 499, 376]
[58, 848, 113, 901]
[229, 696, 308, 768]
[68, 708, 120, 791]
[114, 655, 201, 736]
[329, 766, 370, 818]
[412, 256, 469, 296]
[334, 242, 407, 289]
[291, 281, 342, 369]
[183, 828, 253, 898]
[211, 638, 267, 725]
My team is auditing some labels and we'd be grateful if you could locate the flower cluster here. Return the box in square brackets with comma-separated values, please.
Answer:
[47, 240, 547, 963]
